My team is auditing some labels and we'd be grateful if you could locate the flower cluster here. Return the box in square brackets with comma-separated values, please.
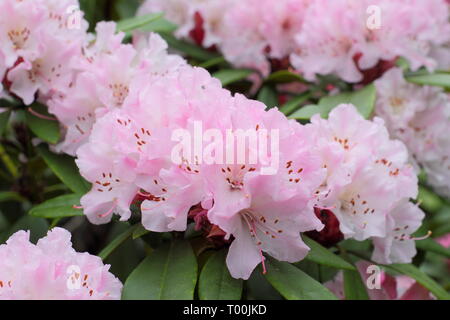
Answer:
[0, 0, 88, 103]
[375, 68, 450, 198]
[305, 104, 424, 264]
[138, 0, 450, 81]
[0, 228, 122, 300]
[76, 63, 328, 279]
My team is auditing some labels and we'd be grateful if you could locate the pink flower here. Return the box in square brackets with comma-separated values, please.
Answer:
[306, 104, 420, 254]
[0, 228, 122, 300]
[326, 261, 434, 300]
[372, 201, 425, 264]
[208, 173, 323, 280]
[375, 67, 450, 197]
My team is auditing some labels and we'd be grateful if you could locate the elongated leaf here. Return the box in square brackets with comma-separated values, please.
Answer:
[116, 13, 163, 33]
[159, 33, 219, 61]
[406, 73, 450, 88]
[290, 85, 376, 121]
[0, 215, 48, 244]
[213, 69, 253, 86]
[382, 264, 450, 300]
[280, 92, 312, 116]
[136, 18, 178, 34]
[0, 110, 11, 136]
[416, 238, 450, 258]
[132, 224, 150, 240]
[265, 70, 304, 84]
[257, 85, 278, 109]
[24, 104, 60, 144]
[122, 239, 198, 300]
[343, 269, 370, 300]
[36, 144, 90, 194]
[263, 258, 337, 300]
[99, 224, 140, 261]
[113, 0, 141, 19]
[0, 191, 26, 203]
[303, 236, 356, 271]
[29, 194, 83, 219]
[198, 249, 243, 300]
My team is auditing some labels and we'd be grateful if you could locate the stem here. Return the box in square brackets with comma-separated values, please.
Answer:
[0, 144, 18, 178]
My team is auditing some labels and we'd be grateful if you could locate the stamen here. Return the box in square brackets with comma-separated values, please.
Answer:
[28, 107, 57, 121]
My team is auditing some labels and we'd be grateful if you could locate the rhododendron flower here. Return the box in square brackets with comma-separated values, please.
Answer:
[306, 104, 421, 254]
[326, 261, 434, 300]
[375, 67, 450, 197]
[372, 201, 425, 264]
[0, 0, 88, 104]
[208, 174, 323, 280]
[0, 228, 122, 300]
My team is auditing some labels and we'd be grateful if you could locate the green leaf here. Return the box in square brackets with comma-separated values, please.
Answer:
[122, 239, 198, 300]
[263, 258, 338, 300]
[0, 110, 11, 136]
[24, 103, 60, 144]
[0, 215, 48, 244]
[257, 85, 278, 109]
[0, 191, 26, 203]
[289, 104, 319, 121]
[303, 236, 356, 271]
[212, 69, 253, 86]
[116, 13, 163, 33]
[36, 144, 90, 194]
[113, 0, 141, 19]
[406, 73, 450, 88]
[265, 70, 304, 84]
[290, 85, 376, 121]
[198, 56, 227, 69]
[382, 263, 450, 300]
[343, 269, 370, 300]
[280, 92, 312, 116]
[136, 18, 178, 35]
[159, 33, 219, 61]
[132, 224, 150, 240]
[416, 238, 450, 258]
[198, 249, 243, 300]
[98, 224, 140, 261]
[29, 194, 83, 219]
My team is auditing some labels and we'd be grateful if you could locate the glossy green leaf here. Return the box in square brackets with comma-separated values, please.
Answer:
[406, 73, 450, 88]
[0, 191, 26, 203]
[122, 239, 198, 300]
[257, 85, 278, 109]
[265, 70, 304, 84]
[136, 18, 178, 34]
[416, 238, 450, 258]
[343, 269, 370, 300]
[0, 110, 11, 136]
[263, 258, 338, 300]
[213, 69, 253, 86]
[29, 194, 83, 219]
[24, 104, 60, 144]
[159, 33, 220, 61]
[0, 215, 48, 244]
[303, 236, 356, 271]
[36, 144, 90, 194]
[99, 224, 140, 260]
[290, 85, 376, 121]
[198, 249, 243, 300]
[116, 13, 163, 33]
[382, 263, 450, 300]
[280, 92, 312, 116]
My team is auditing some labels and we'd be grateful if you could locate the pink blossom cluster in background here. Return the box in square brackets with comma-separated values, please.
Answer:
[375, 68, 450, 198]
[138, 0, 450, 81]
[0, 0, 88, 103]
[0, 228, 122, 300]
